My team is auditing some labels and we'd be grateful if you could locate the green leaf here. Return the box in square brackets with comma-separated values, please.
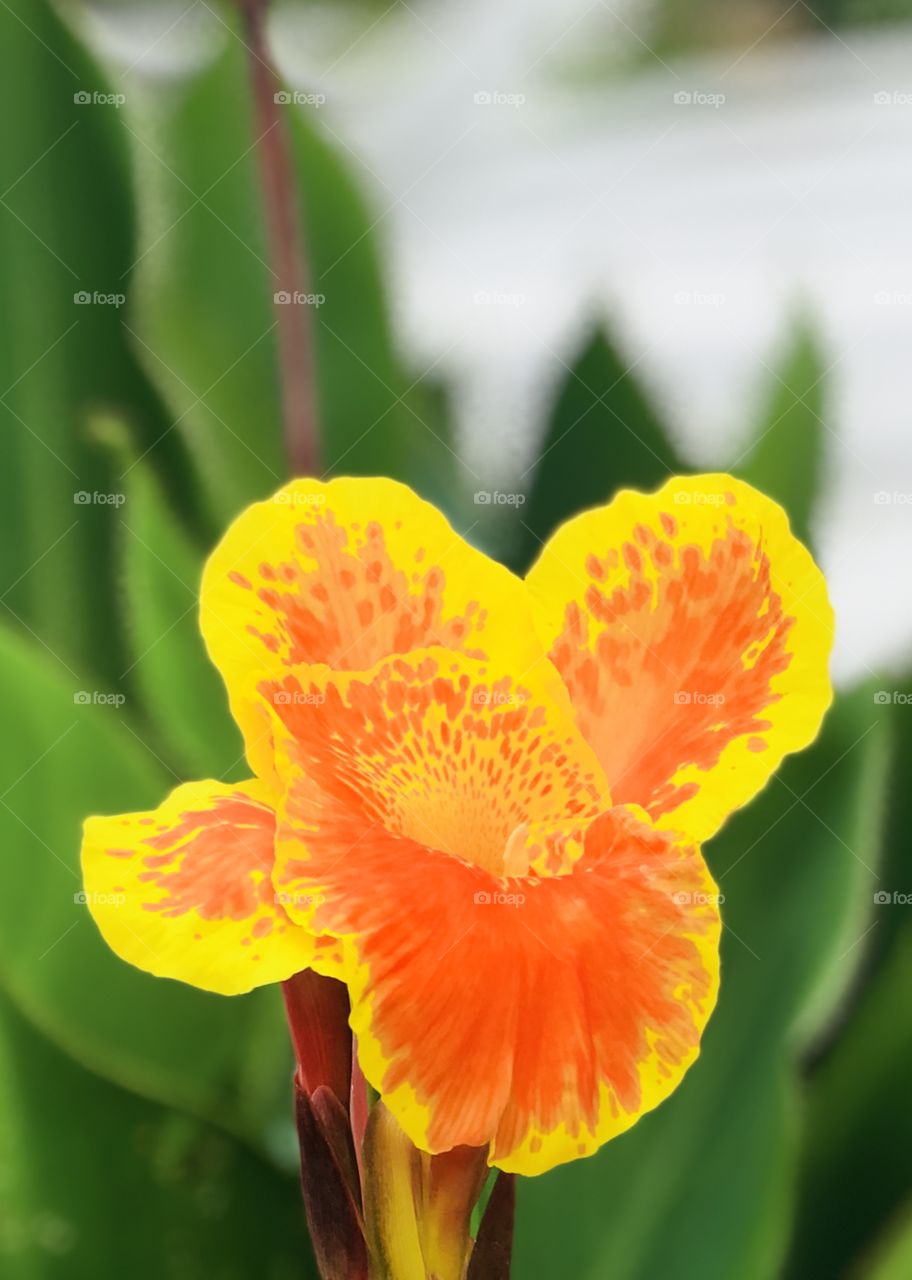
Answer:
[735, 319, 825, 549]
[0, 0, 188, 685]
[117, 435, 243, 779]
[384, 373, 474, 532]
[125, 38, 286, 524]
[289, 112, 469, 511]
[785, 932, 912, 1279]
[510, 327, 685, 574]
[713, 681, 890, 1052]
[516, 1043, 797, 1280]
[515, 686, 891, 1280]
[0, 622, 292, 1144]
[865, 1203, 912, 1280]
[0, 989, 313, 1279]
[125, 26, 462, 526]
[784, 679, 912, 1279]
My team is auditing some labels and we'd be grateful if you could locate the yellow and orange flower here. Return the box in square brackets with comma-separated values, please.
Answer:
[82, 474, 833, 1176]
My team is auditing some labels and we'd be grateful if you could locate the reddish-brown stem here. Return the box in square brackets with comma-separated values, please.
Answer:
[237, 0, 320, 476]
[282, 970, 352, 1103]
[294, 1082, 368, 1280]
[350, 1035, 370, 1189]
[468, 1172, 515, 1280]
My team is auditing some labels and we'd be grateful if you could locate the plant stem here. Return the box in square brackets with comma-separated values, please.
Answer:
[237, 0, 320, 476]
[282, 970, 352, 1102]
[350, 1036, 370, 1188]
[467, 1172, 515, 1279]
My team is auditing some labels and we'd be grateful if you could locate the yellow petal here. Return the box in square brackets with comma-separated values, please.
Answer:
[200, 477, 545, 783]
[526, 473, 834, 842]
[81, 778, 315, 995]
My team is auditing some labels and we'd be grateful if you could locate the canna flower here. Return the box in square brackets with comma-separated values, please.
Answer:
[82, 474, 832, 1177]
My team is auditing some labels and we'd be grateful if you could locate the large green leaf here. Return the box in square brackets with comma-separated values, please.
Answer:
[515, 686, 890, 1280]
[0, 0, 188, 685]
[785, 931, 912, 1279]
[117, 435, 243, 780]
[124, 36, 286, 523]
[735, 320, 825, 549]
[784, 679, 912, 1278]
[288, 103, 470, 513]
[0, 623, 292, 1144]
[124, 24, 462, 527]
[865, 1202, 912, 1280]
[510, 327, 685, 574]
[713, 681, 890, 1052]
[0, 990, 313, 1279]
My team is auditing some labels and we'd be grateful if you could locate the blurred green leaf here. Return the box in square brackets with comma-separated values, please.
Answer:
[0, 0, 189, 685]
[126, 28, 464, 527]
[511, 327, 685, 574]
[289, 106, 471, 516]
[388, 373, 473, 531]
[0, 989, 312, 1279]
[735, 320, 825, 549]
[125, 40, 286, 524]
[118, 440, 243, 779]
[716, 682, 890, 1052]
[0, 622, 292, 1145]
[785, 680, 912, 1279]
[516, 686, 890, 1280]
[865, 1203, 912, 1280]
[786, 931, 912, 1279]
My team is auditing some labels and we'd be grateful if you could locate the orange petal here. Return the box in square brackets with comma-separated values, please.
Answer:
[526, 474, 834, 842]
[81, 778, 316, 995]
[265, 650, 714, 1170]
[276, 792, 719, 1174]
[267, 647, 611, 905]
[200, 477, 544, 782]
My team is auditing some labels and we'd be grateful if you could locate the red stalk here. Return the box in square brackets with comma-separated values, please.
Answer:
[237, 0, 320, 476]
